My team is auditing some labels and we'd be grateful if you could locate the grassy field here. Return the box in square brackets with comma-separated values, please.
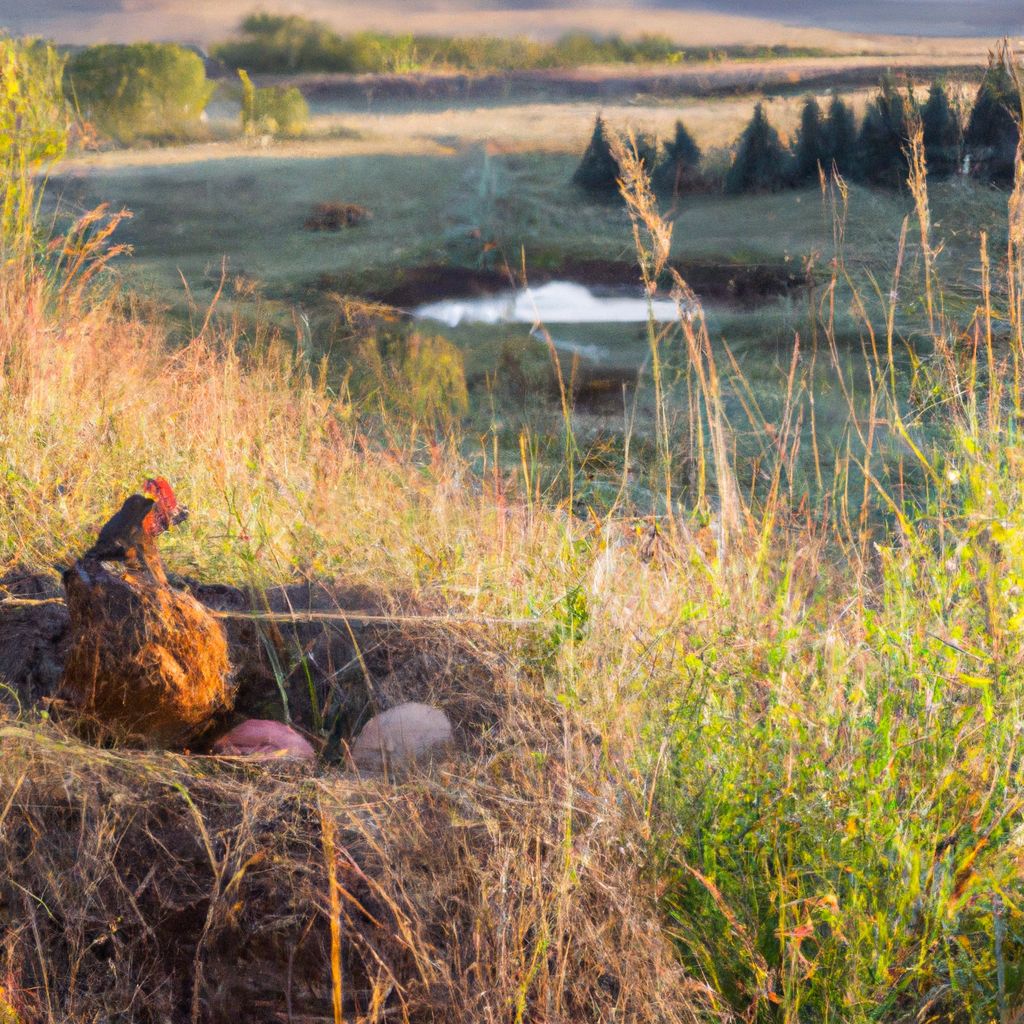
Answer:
[51, 89, 971, 303]
[10, 35, 1024, 1023]
[44, 83, 1010, 514]
[8, 111, 1024, 1023]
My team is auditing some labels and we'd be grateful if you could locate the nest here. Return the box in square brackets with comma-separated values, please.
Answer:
[0, 706, 707, 1024]
[58, 559, 232, 746]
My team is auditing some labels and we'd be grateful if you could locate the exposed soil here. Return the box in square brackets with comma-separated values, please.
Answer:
[350, 256, 810, 309]
[0, 565, 700, 1024]
[0, 569, 500, 755]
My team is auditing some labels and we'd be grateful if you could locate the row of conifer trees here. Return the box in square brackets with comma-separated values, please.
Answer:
[574, 47, 1022, 196]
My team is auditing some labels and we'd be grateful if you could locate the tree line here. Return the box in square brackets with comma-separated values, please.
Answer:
[575, 47, 1023, 197]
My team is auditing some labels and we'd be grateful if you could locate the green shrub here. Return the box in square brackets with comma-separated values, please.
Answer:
[356, 331, 469, 430]
[66, 43, 214, 143]
[965, 44, 1021, 184]
[572, 114, 621, 192]
[0, 38, 68, 249]
[214, 13, 355, 73]
[239, 70, 309, 137]
[724, 102, 790, 194]
[653, 119, 702, 196]
[921, 81, 962, 179]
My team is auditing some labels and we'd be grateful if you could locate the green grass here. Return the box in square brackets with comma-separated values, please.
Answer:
[51, 143, 1008, 303]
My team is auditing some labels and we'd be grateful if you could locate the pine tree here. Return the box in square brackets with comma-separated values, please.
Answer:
[653, 119, 702, 195]
[724, 103, 790, 195]
[793, 96, 829, 184]
[921, 81, 962, 179]
[965, 45, 1021, 184]
[855, 74, 911, 188]
[824, 94, 858, 177]
[572, 114, 620, 192]
[634, 132, 658, 177]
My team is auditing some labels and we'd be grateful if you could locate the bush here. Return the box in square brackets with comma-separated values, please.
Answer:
[653, 119, 702, 196]
[792, 96, 829, 184]
[965, 44, 1021, 184]
[921, 81, 962, 179]
[855, 74, 912, 188]
[724, 102, 790, 194]
[824, 94, 858, 177]
[573, 115, 621, 192]
[0, 39, 68, 248]
[214, 13, 356, 73]
[356, 332, 469, 430]
[238, 70, 309, 138]
[65, 43, 214, 144]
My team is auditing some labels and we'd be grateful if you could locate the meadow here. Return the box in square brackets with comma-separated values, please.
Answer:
[47, 85, 1009, 503]
[6, 33, 1024, 1024]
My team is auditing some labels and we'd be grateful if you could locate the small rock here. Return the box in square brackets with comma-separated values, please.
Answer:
[212, 719, 315, 762]
[351, 702, 453, 773]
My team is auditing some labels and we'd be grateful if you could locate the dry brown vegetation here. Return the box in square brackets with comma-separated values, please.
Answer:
[0, 194, 715, 1023]
[2, 670, 702, 1023]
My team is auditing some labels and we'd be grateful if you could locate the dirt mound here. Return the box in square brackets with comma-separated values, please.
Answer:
[0, 568, 709, 1024]
[0, 714, 704, 1023]
[304, 201, 373, 231]
[0, 570, 502, 751]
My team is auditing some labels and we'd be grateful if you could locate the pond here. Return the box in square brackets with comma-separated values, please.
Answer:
[413, 278, 924, 511]
[415, 281, 683, 328]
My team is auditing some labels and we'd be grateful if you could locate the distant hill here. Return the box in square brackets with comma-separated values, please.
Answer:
[0, 0, 1014, 47]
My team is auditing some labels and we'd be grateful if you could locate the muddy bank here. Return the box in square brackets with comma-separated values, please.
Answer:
[337, 257, 809, 310]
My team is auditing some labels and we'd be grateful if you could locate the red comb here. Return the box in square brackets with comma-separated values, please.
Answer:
[142, 477, 188, 537]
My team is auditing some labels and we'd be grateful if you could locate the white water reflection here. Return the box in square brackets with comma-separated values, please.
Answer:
[415, 281, 681, 327]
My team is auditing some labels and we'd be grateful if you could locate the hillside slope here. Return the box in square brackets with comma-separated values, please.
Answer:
[0, 0, 1003, 52]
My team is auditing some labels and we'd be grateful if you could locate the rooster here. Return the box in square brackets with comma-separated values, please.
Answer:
[59, 479, 233, 747]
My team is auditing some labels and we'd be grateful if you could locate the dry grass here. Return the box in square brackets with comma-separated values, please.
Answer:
[0, 165, 719, 1022]
[0, 637, 706, 1024]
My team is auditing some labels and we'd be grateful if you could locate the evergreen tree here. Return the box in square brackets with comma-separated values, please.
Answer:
[965, 46, 1021, 184]
[634, 132, 658, 177]
[855, 74, 912, 188]
[724, 103, 790, 194]
[793, 96, 829, 184]
[653, 119, 702, 195]
[824, 94, 858, 176]
[921, 81, 962, 179]
[573, 114, 620, 191]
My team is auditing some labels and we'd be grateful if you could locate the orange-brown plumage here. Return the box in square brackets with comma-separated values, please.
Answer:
[59, 480, 232, 747]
